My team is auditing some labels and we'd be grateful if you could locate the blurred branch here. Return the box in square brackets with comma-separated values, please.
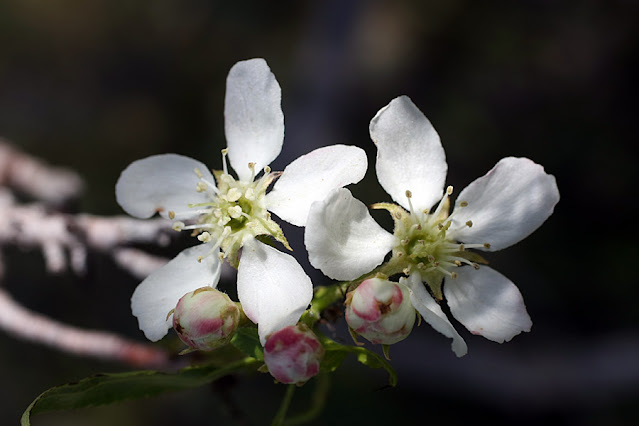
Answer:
[113, 247, 169, 280]
[0, 138, 84, 204]
[1, 191, 173, 274]
[0, 287, 168, 368]
[0, 139, 175, 367]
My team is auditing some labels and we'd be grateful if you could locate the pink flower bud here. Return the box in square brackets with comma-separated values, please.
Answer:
[345, 277, 416, 345]
[172, 287, 240, 351]
[263, 324, 325, 384]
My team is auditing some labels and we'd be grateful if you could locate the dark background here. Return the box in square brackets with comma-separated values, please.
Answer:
[1, 1, 637, 425]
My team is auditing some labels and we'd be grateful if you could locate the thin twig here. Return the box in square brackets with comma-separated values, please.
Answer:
[0, 138, 84, 204]
[0, 287, 169, 367]
[271, 385, 296, 426]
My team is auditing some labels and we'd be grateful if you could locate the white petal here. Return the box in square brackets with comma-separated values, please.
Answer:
[266, 145, 368, 226]
[116, 154, 214, 220]
[225, 58, 284, 181]
[444, 266, 532, 343]
[305, 188, 396, 281]
[370, 96, 447, 212]
[402, 273, 467, 357]
[450, 157, 560, 251]
[131, 244, 222, 341]
[237, 239, 313, 345]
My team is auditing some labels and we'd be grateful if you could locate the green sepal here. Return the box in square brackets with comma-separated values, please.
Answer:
[454, 250, 489, 265]
[420, 271, 444, 301]
[256, 216, 291, 250]
[178, 347, 198, 355]
[382, 345, 391, 360]
[21, 357, 261, 426]
[371, 202, 409, 231]
[230, 327, 264, 361]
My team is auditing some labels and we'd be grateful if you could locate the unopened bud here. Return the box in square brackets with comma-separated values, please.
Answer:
[172, 287, 240, 351]
[345, 278, 416, 345]
[263, 324, 325, 385]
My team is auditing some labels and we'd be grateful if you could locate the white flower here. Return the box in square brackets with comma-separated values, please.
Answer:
[117, 59, 367, 344]
[305, 95, 560, 356]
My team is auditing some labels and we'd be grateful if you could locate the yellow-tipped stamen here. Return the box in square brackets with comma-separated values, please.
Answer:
[430, 185, 453, 223]
[221, 148, 229, 175]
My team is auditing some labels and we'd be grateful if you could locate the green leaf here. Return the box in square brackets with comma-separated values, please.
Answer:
[320, 337, 397, 386]
[231, 327, 264, 361]
[319, 349, 348, 373]
[21, 357, 260, 426]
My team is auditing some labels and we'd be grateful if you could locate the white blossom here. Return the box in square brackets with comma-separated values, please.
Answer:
[117, 59, 367, 343]
[305, 95, 559, 356]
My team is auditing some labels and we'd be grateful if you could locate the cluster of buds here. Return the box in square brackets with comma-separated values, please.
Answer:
[345, 277, 416, 345]
[171, 287, 325, 384]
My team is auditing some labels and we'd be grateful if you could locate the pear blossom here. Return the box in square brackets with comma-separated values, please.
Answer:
[305, 95, 559, 356]
[117, 59, 367, 343]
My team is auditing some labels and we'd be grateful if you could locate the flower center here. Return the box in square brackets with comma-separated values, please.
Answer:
[168, 150, 284, 266]
[389, 187, 488, 298]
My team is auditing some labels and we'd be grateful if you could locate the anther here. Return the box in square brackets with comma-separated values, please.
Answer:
[459, 244, 465, 251]
[172, 221, 185, 231]
[264, 165, 271, 173]
[451, 272, 458, 279]
[401, 239, 409, 246]
[228, 205, 242, 219]
[473, 263, 480, 270]
[196, 182, 208, 192]
[248, 162, 256, 182]
[454, 260, 462, 266]
[197, 256, 203, 263]
[244, 187, 255, 200]
[460, 201, 468, 207]
[466, 220, 473, 227]
[446, 185, 453, 195]
[405, 190, 412, 198]
[417, 262, 424, 269]
[483, 243, 491, 249]
[226, 188, 242, 202]
[168, 211, 176, 220]
[197, 232, 212, 243]
[194, 168, 203, 178]
[427, 255, 435, 263]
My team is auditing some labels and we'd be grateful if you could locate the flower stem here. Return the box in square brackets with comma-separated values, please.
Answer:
[284, 374, 330, 425]
[271, 384, 296, 426]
